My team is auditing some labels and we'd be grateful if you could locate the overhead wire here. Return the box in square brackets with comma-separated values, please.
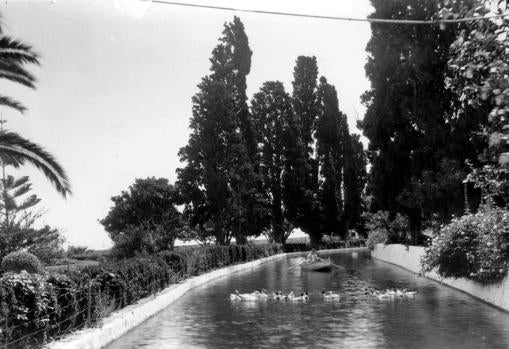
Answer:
[146, 0, 509, 25]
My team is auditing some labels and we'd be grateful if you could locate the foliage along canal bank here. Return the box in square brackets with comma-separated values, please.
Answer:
[371, 244, 509, 312]
[0, 245, 282, 348]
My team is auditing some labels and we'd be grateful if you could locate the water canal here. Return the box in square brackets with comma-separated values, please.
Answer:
[107, 250, 509, 348]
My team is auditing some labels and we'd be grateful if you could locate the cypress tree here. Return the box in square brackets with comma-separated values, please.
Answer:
[251, 81, 295, 244]
[177, 17, 266, 245]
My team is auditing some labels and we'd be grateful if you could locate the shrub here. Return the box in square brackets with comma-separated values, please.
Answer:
[422, 208, 509, 284]
[366, 229, 388, 250]
[0, 243, 283, 348]
[283, 243, 308, 252]
[362, 211, 410, 244]
[1, 251, 42, 273]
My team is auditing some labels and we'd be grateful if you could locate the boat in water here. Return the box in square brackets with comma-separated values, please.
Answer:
[300, 258, 333, 272]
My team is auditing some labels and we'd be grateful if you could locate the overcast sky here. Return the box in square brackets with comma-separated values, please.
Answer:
[0, 0, 373, 249]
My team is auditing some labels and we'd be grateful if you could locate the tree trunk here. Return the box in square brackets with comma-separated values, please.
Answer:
[309, 232, 322, 249]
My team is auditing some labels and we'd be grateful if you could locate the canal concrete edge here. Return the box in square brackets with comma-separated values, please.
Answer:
[371, 244, 509, 312]
[47, 247, 367, 349]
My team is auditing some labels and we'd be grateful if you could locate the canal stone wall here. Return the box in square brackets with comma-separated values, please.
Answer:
[48, 247, 367, 349]
[372, 244, 509, 312]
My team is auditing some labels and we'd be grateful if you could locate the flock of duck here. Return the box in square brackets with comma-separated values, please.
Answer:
[229, 289, 341, 302]
[365, 287, 417, 299]
[229, 287, 418, 302]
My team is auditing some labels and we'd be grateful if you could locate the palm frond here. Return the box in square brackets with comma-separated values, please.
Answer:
[0, 131, 71, 198]
[0, 61, 37, 88]
[0, 95, 26, 114]
[0, 36, 39, 65]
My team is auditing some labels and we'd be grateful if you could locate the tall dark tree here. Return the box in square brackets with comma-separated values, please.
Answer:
[251, 81, 294, 244]
[287, 56, 322, 247]
[177, 17, 267, 245]
[316, 77, 345, 238]
[343, 134, 367, 232]
[360, 0, 472, 243]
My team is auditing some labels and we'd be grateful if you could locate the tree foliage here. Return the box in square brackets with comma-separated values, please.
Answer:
[100, 177, 182, 257]
[177, 17, 269, 245]
[251, 81, 295, 243]
[360, 0, 481, 242]
[0, 174, 40, 224]
[443, 0, 509, 207]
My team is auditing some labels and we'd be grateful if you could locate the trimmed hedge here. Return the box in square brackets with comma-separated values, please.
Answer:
[0, 244, 282, 348]
[1, 251, 42, 274]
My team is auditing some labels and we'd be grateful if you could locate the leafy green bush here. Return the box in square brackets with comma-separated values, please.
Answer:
[366, 229, 387, 250]
[422, 208, 509, 284]
[362, 211, 409, 244]
[0, 244, 282, 348]
[1, 251, 42, 273]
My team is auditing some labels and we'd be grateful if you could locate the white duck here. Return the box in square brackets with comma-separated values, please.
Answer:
[230, 293, 241, 301]
[322, 291, 340, 300]
[235, 290, 258, 301]
[290, 292, 305, 301]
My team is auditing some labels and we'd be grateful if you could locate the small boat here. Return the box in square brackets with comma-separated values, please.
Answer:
[300, 258, 333, 272]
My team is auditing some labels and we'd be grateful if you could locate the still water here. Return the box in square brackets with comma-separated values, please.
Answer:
[107, 250, 509, 348]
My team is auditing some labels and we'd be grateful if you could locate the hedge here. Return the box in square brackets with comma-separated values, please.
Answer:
[0, 244, 282, 348]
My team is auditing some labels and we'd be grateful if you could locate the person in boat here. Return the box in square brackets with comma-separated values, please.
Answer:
[305, 248, 324, 263]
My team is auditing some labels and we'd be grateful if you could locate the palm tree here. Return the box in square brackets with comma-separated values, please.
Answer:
[0, 131, 70, 197]
[0, 23, 71, 197]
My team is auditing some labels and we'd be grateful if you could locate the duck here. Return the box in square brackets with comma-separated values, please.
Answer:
[229, 293, 241, 301]
[303, 292, 310, 301]
[291, 293, 304, 301]
[258, 290, 269, 299]
[273, 290, 283, 301]
[285, 291, 295, 301]
[322, 291, 340, 300]
[404, 290, 417, 297]
[235, 290, 258, 301]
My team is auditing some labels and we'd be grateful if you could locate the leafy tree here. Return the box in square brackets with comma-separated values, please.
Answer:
[251, 81, 294, 243]
[316, 77, 346, 238]
[177, 17, 268, 245]
[0, 28, 71, 197]
[443, 0, 509, 206]
[100, 177, 182, 256]
[0, 212, 65, 264]
[343, 134, 367, 232]
[360, 0, 472, 243]
[287, 56, 322, 247]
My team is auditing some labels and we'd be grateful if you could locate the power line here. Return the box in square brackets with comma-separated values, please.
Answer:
[147, 0, 509, 25]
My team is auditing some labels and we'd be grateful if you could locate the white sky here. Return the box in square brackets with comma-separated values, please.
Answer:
[0, 0, 373, 249]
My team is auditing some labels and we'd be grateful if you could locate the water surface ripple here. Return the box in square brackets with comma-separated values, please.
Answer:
[107, 250, 509, 348]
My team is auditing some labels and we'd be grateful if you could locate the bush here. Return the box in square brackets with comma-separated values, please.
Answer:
[283, 243, 309, 252]
[422, 208, 509, 284]
[1, 251, 42, 273]
[362, 211, 409, 244]
[366, 229, 388, 250]
[0, 243, 282, 348]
